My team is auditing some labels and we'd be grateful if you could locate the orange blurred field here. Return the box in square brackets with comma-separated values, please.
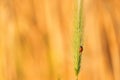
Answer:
[0, 0, 120, 80]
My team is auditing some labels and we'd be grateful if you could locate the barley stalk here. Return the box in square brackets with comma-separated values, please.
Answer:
[73, 0, 84, 80]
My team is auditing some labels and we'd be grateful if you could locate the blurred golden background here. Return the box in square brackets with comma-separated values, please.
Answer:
[0, 0, 120, 80]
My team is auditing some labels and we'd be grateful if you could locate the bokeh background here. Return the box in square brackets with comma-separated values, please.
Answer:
[0, 0, 120, 80]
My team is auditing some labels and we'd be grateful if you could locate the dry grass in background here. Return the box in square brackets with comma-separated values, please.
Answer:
[0, 0, 120, 80]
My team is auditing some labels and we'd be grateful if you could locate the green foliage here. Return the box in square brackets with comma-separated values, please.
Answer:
[73, 0, 84, 79]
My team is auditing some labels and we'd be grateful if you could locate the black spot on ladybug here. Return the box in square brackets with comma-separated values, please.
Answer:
[79, 46, 83, 53]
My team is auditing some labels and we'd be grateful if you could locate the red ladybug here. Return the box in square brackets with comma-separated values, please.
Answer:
[79, 46, 83, 53]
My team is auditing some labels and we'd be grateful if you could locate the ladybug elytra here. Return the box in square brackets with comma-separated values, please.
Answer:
[79, 46, 83, 53]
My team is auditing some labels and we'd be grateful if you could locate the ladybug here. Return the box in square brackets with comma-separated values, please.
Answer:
[79, 46, 83, 53]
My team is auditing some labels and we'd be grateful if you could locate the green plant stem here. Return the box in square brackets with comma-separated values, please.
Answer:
[76, 75, 78, 80]
[73, 0, 84, 80]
